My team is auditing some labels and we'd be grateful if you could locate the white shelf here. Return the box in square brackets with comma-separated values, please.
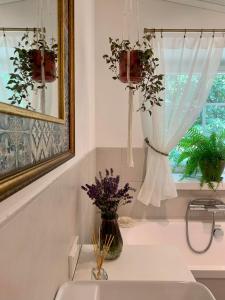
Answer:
[74, 245, 195, 282]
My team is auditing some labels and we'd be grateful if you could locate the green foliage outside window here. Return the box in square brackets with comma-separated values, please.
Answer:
[169, 73, 225, 174]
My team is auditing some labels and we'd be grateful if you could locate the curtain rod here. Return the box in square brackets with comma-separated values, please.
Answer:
[0, 27, 43, 32]
[144, 28, 225, 33]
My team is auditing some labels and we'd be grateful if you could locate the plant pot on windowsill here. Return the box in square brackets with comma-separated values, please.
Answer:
[199, 159, 225, 190]
[176, 128, 225, 191]
[119, 50, 143, 84]
[29, 49, 56, 83]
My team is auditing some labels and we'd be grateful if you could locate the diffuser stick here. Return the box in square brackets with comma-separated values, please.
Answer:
[92, 232, 114, 279]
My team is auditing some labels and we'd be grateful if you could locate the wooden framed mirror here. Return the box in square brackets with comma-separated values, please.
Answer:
[0, 0, 75, 201]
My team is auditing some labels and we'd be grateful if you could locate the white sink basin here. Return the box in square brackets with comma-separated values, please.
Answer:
[55, 281, 216, 300]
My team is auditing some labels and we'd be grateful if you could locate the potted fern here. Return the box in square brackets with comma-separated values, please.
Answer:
[176, 128, 225, 190]
[103, 35, 164, 115]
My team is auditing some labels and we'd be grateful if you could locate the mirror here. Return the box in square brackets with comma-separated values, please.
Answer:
[0, 0, 64, 122]
[0, 0, 75, 201]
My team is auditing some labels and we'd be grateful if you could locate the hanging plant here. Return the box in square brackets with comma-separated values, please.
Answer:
[103, 34, 164, 115]
[6, 31, 58, 109]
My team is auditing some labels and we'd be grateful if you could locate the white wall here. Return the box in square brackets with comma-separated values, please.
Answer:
[0, 0, 96, 300]
[0, 0, 57, 32]
[95, 0, 225, 148]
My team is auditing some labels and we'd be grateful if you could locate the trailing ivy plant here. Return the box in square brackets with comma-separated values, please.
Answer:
[6, 31, 57, 109]
[176, 127, 225, 190]
[103, 34, 164, 115]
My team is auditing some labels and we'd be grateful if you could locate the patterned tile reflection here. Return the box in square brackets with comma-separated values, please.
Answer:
[0, 4, 70, 178]
[0, 114, 32, 176]
[0, 110, 69, 176]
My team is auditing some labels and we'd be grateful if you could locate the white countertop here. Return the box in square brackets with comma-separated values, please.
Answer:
[74, 245, 195, 282]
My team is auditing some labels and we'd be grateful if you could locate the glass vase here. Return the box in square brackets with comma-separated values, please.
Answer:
[100, 215, 123, 260]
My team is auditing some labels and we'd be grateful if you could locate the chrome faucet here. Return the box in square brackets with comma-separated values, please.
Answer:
[189, 199, 225, 213]
[186, 198, 225, 254]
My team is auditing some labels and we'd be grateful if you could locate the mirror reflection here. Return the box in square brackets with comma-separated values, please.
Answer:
[0, 0, 59, 118]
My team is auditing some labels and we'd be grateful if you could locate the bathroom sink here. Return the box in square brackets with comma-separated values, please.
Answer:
[55, 281, 216, 300]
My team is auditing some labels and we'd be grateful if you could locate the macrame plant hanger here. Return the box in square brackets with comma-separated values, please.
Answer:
[37, 0, 46, 114]
[123, 0, 140, 167]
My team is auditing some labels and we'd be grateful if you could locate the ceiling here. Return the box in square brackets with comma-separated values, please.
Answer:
[163, 0, 225, 12]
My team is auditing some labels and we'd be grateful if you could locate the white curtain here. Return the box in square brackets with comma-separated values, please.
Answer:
[138, 32, 225, 207]
[0, 33, 19, 103]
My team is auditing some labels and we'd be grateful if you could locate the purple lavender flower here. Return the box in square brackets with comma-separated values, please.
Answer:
[81, 168, 135, 218]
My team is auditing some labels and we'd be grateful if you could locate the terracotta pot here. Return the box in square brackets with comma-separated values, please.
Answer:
[119, 50, 143, 84]
[29, 49, 56, 83]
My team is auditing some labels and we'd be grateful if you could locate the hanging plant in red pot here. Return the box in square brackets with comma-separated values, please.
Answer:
[6, 32, 58, 109]
[29, 49, 57, 83]
[119, 49, 143, 84]
[29, 35, 58, 83]
[103, 35, 164, 115]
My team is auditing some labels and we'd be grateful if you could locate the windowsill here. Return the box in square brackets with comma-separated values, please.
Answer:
[173, 173, 225, 191]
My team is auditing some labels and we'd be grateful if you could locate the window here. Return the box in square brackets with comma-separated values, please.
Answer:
[169, 73, 225, 172]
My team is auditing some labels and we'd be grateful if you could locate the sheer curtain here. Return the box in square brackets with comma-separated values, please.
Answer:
[138, 32, 225, 207]
[0, 33, 19, 103]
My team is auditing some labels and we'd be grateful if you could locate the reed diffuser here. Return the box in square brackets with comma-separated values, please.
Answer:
[91, 232, 114, 280]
